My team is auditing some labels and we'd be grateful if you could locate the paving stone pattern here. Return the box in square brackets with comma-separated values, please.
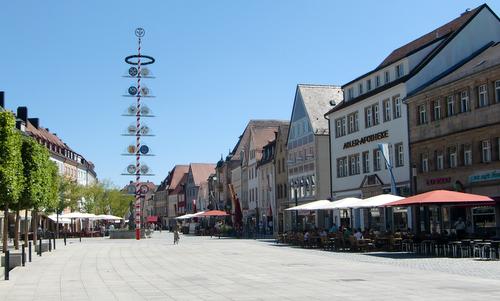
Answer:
[0, 233, 499, 300]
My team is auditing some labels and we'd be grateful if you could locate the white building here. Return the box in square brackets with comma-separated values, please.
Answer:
[286, 84, 342, 230]
[326, 4, 500, 230]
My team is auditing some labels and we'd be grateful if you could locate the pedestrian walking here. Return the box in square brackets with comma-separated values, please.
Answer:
[173, 228, 180, 245]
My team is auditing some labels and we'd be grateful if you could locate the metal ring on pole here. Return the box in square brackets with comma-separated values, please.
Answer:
[125, 55, 155, 65]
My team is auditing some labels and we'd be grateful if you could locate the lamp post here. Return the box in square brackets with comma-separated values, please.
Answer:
[293, 181, 298, 231]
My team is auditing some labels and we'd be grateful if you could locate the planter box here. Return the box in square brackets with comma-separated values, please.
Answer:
[109, 230, 145, 239]
[1, 253, 22, 270]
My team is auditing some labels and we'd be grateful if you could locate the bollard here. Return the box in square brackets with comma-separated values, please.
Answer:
[39, 236, 42, 256]
[4, 250, 9, 280]
[79, 232, 82, 243]
[53, 234, 56, 250]
[22, 244, 26, 266]
[28, 241, 32, 262]
[64, 232, 67, 246]
[48, 238, 52, 252]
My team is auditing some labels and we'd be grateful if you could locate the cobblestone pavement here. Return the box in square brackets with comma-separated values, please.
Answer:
[0, 233, 499, 300]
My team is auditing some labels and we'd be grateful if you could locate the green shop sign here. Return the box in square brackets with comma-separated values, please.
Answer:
[469, 170, 500, 183]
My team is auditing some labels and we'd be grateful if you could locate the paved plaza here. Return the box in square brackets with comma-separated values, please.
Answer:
[0, 232, 500, 300]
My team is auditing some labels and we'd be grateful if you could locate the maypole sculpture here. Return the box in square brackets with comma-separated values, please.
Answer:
[122, 28, 156, 240]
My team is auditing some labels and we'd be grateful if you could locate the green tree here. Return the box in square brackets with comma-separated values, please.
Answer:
[17, 137, 48, 248]
[0, 112, 24, 252]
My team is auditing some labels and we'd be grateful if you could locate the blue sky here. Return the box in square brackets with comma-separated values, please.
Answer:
[1, 1, 497, 187]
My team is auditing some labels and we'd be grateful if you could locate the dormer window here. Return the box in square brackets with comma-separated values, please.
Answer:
[375, 75, 381, 88]
[347, 88, 354, 100]
[366, 79, 372, 91]
[358, 83, 363, 95]
[384, 71, 390, 83]
[396, 64, 404, 78]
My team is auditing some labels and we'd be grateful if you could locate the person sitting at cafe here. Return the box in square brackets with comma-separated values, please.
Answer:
[319, 229, 327, 238]
[354, 228, 363, 240]
[329, 223, 338, 234]
[343, 227, 352, 240]
[454, 217, 466, 239]
[303, 230, 310, 242]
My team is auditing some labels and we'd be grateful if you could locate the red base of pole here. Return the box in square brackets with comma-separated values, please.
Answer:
[135, 228, 140, 240]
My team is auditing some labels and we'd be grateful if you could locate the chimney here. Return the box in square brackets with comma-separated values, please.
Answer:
[0, 91, 4, 109]
[17, 107, 28, 123]
[28, 118, 39, 129]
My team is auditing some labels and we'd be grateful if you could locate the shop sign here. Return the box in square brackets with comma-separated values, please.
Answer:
[426, 177, 451, 185]
[469, 170, 500, 183]
[343, 130, 389, 149]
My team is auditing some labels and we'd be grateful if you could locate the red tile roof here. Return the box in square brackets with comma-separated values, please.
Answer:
[378, 6, 480, 68]
[250, 127, 278, 161]
[190, 163, 216, 186]
[167, 165, 189, 191]
[26, 121, 73, 151]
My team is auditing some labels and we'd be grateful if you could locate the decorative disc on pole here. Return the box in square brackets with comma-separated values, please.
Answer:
[121, 27, 156, 240]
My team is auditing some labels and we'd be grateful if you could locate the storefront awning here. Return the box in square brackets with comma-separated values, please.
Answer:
[147, 216, 158, 223]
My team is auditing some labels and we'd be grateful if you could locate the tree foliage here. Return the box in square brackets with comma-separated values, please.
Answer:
[19, 137, 48, 210]
[0, 112, 24, 208]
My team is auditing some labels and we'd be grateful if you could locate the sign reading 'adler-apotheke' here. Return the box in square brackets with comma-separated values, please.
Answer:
[343, 130, 389, 149]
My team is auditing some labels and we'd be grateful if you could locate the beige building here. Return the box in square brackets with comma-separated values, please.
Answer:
[274, 125, 290, 233]
[407, 42, 500, 236]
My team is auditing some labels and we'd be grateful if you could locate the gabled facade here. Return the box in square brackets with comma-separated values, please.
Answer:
[326, 4, 500, 230]
[257, 136, 277, 234]
[286, 84, 342, 230]
[184, 163, 216, 214]
[161, 164, 189, 227]
[274, 124, 290, 233]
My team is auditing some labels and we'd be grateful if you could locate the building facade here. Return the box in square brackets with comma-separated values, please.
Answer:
[326, 4, 500, 230]
[286, 84, 342, 230]
[274, 124, 290, 233]
[257, 138, 276, 234]
[184, 163, 216, 214]
[407, 42, 500, 236]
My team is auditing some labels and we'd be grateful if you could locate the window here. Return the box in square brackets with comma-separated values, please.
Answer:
[337, 157, 348, 178]
[373, 149, 381, 171]
[358, 83, 364, 95]
[366, 79, 372, 91]
[393, 96, 402, 119]
[448, 146, 457, 168]
[349, 154, 360, 175]
[478, 84, 488, 107]
[482, 140, 491, 162]
[335, 117, 346, 137]
[436, 152, 444, 170]
[446, 96, 455, 117]
[362, 151, 370, 173]
[464, 144, 472, 166]
[421, 154, 429, 172]
[365, 106, 373, 128]
[375, 75, 381, 87]
[418, 104, 427, 124]
[347, 112, 359, 133]
[496, 81, 500, 103]
[433, 100, 441, 121]
[384, 71, 390, 83]
[395, 143, 404, 167]
[460, 90, 470, 112]
[373, 104, 380, 125]
[347, 88, 354, 100]
[383, 99, 391, 122]
[396, 64, 404, 78]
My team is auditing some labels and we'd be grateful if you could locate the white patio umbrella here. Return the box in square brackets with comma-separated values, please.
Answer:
[315, 197, 363, 210]
[48, 214, 71, 224]
[95, 214, 123, 221]
[354, 194, 404, 208]
[175, 213, 195, 220]
[60, 212, 97, 219]
[285, 200, 332, 211]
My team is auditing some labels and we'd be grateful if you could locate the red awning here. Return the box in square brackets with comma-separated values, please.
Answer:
[197, 210, 230, 217]
[147, 216, 158, 223]
[386, 190, 494, 206]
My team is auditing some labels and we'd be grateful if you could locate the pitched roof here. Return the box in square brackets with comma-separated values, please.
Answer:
[167, 165, 189, 190]
[297, 84, 342, 134]
[410, 42, 500, 97]
[250, 127, 278, 161]
[172, 173, 188, 194]
[190, 163, 216, 186]
[230, 120, 288, 161]
[378, 6, 481, 68]
[26, 121, 73, 151]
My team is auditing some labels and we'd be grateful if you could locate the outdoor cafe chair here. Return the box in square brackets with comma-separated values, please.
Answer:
[459, 240, 472, 258]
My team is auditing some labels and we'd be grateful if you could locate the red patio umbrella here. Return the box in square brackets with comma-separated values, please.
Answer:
[386, 190, 494, 206]
[197, 210, 230, 217]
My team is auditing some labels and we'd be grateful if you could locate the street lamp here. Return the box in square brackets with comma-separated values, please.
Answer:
[293, 180, 298, 231]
